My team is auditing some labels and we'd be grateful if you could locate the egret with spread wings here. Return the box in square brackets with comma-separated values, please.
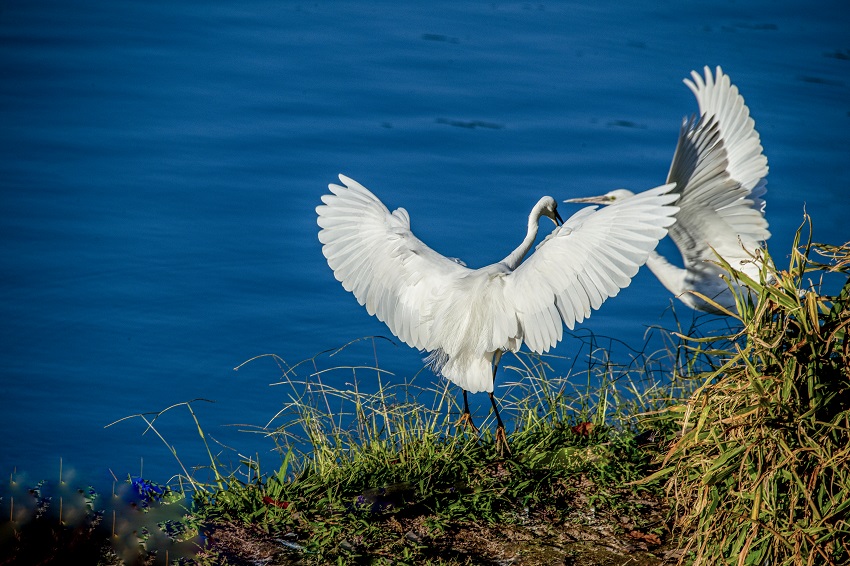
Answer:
[317, 175, 678, 451]
[567, 66, 770, 314]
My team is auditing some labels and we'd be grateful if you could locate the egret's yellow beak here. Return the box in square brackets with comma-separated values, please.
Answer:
[564, 194, 615, 205]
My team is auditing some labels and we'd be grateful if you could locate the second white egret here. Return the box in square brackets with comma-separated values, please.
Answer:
[567, 66, 770, 313]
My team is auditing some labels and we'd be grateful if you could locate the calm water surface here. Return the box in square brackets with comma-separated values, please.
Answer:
[1, 1, 848, 486]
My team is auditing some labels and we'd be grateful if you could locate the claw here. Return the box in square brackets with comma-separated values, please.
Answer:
[495, 425, 511, 456]
[457, 411, 479, 433]
[488, 389, 510, 456]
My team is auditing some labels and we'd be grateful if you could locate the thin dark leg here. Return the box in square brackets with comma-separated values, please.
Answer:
[488, 391, 505, 431]
[490, 352, 510, 455]
[457, 389, 478, 432]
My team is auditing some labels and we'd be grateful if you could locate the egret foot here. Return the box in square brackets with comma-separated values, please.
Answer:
[488, 390, 510, 455]
[495, 425, 511, 456]
[457, 410, 479, 433]
[458, 389, 479, 433]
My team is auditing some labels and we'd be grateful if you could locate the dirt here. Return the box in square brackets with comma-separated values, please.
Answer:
[198, 492, 684, 566]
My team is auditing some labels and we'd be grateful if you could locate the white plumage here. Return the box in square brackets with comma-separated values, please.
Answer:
[567, 66, 770, 313]
[317, 176, 679, 395]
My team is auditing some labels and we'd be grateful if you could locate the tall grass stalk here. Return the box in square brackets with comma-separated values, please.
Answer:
[106, 399, 226, 493]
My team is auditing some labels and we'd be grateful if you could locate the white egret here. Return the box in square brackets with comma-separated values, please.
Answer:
[316, 175, 679, 451]
[567, 66, 770, 314]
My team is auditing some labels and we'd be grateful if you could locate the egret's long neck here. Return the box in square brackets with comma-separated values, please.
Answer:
[645, 250, 687, 297]
[500, 203, 546, 270]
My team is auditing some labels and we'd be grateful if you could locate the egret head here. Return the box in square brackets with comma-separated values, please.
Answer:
[564, 188, 636, 206]
[538, 196, 564, 226]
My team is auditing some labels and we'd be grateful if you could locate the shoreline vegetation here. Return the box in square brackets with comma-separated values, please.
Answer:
[2, 218, 848, 565]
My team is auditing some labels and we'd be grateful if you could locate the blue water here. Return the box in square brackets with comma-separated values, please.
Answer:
[1, 1, 848, 488]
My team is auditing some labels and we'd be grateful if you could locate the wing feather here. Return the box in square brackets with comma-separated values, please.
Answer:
[508, 183, 679, 353]
[667, 66, 770, 269]
[316, 174, 468, 351]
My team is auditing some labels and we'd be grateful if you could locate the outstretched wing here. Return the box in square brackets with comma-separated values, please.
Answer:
[507, 183, 679, 354]
[666, 66, 770, 270]
[316, 174, 469, 351]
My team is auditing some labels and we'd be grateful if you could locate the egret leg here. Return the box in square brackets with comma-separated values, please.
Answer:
[490, 351, 511, 456]
[489, 392, 510, 456]
[457, 390, 479, 433]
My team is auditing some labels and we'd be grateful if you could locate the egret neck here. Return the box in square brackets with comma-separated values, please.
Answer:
[499, 196, 562, 271]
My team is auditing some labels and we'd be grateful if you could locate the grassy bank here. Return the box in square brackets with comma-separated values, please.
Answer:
[192, 346, 680, 565]
[2, 219, 847, 565]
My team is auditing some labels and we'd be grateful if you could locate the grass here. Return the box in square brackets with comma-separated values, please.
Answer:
[644, 216, 850, 565]
[1, 215, 847, 565]
[192, 343, 677, 564]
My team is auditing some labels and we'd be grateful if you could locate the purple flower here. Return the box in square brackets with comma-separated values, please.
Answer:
[130, 476, 165, 505]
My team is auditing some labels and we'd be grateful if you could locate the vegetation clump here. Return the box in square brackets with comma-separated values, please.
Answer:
[648, 219, 850, 565]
